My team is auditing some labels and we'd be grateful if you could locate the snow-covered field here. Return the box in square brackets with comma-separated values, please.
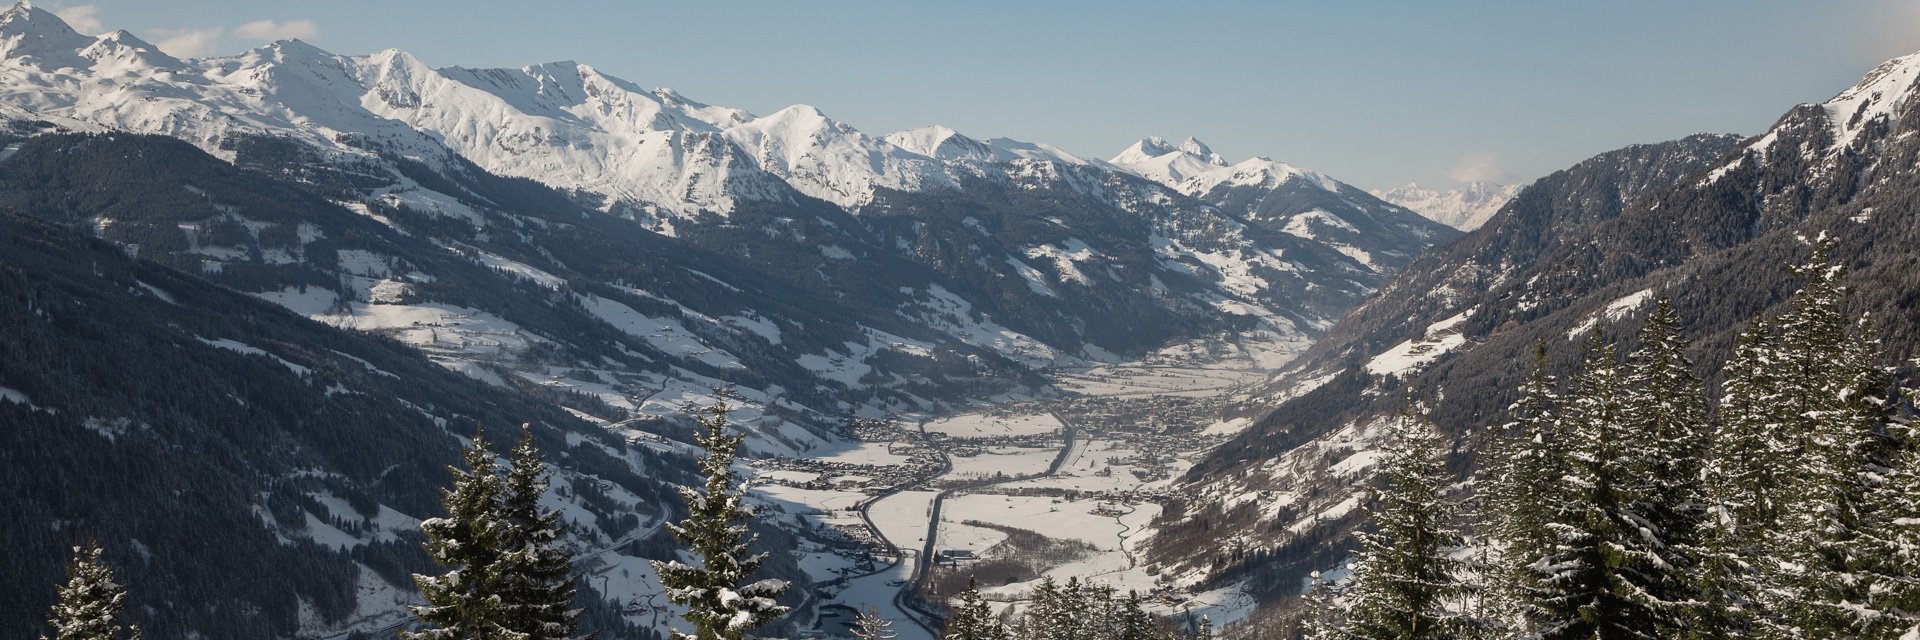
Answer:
[942, 494, 1125, 548]
[924, 412, 1063, 438]
[814, 442, 917, 467]
[869, 490, 939, 551]
[946, 446, 1058, 479]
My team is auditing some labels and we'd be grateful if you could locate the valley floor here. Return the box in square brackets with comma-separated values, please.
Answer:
[750, 333, 1305, 638]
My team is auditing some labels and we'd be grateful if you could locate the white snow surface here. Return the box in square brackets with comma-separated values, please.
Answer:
[1823, 51, 1920, 153]
[1370, 182, 1520, 231]
[195, 336, 311, 378]
[1567, 288, 1656, 340]
[923, 411, 1063, 439]
[0, 3, 1148, 219]
[1362, 311, 1470, 376]
[1108, 136, 1227, 184]
[1177, 156, 1342, 197]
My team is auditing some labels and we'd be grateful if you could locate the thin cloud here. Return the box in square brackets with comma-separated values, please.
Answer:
[231, 19, 318, 42]
[1444, 152, 1507, 183]
[53, 4, 101, 35]
[151, 26, 223, 58]
[136, 17, 320, 59]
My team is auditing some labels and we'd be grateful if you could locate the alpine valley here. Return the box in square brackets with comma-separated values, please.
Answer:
[2, 3, 1917, 640]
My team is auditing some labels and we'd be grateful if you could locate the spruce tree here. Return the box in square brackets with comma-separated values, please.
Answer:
[1341, 402, 1464, 640]
[1698, 319, 1783, 637]
[1118, 591, 1156, 640]
[1521, 337, 1662, 639]
[41, 539, 140, 640]
[1297, 571, 1342, 640]
[1484, 340, 1567, 634]
[1860, 404, 1920, 635]
[1620, 297, 1710, 636]
[653, 389, 789, 640]
[1017, 578, 1062, 640]
[852, 605, 898, 640]
[946, 580, 1007, 640]
[493, 425, 580, 640]
[1762, 247, 1897, 638]
[408, 429, 513, 640]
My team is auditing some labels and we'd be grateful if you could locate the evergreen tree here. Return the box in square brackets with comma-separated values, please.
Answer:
[1521, 337, 1667, 639]
[1860, 402, 1920, 635]
[946, 581, 1007, 640]
[653, 389, 790, 640]
[1761, 246, 1898, 638]
[1091, 585, 1124, 640]
[1698, 320, 1783, 637]
[41, 539, 140, 640]
[493, 425, 581, 640]
[852, 605, 898, 640]
[408, 429, 514, 640]
[1620, 297, 1710, 636]
[1017, 578, 1062, 640]
[1118, 591, 1156, 640]
[1341, 402, 1464, 640]
[1483, 340, 1567, 636]
[1297, 571, 1342, 640]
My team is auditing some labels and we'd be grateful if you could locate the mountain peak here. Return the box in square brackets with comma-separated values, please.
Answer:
[1177, 136, 1214, 159]
[79, 29, 179, 71]
[1109, 135, 1227, 169]
[258, 37, 332, 59]
[884, 124, 1009, 163]
[1110, 136, 1168, 162]
[1820, 51, 1920, 152]
[0, 0, 91, 64]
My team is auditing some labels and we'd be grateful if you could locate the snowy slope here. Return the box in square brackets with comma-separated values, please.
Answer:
[0, 2, 1120, 221]
[0, 1, 1460, 415]
[1370, 181, 1521, 231]
[882, 124, 1091, 165]
[1108, 136, 1228, 184]
[1105, 137, 1457, 279]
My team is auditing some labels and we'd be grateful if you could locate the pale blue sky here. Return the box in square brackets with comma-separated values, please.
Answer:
[47, 0, 1920, 190]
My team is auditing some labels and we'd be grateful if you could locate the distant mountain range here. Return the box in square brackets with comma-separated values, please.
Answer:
[0, 1, 1457, 430]
[1370, 181, 1521, 230]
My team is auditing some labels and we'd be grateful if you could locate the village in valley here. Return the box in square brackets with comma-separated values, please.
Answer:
[744, 340, 1293, 640]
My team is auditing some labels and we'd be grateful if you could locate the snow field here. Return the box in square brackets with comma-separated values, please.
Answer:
[924, 411, 1063, 439]
[935, 520, 1012, 554]
[813, 441, 915, 467]
[945, 446, 1058, 479]
[868, 490, 939, 550]
[1364, 310, 1469, 376]
[940, 494, 1123, 548]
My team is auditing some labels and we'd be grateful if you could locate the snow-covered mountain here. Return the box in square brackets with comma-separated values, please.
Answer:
[0, 5, 1483, 633]
[1156, 46, 1920, 602]
[1106, 136, 1456, 277]
[1370, 181, 1520, 230]
[882, 124, 1091, 165]
[0, 0, 1462, 372]
[1109, 135, 1229, 184]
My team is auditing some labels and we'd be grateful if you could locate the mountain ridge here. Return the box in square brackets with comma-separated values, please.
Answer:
[1150, 45, 1920, 605]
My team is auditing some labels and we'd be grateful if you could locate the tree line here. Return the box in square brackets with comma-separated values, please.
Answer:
[942, 576, 1215, 640]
